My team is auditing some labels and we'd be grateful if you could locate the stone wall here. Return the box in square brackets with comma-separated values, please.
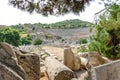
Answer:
[90, 60, 120, 80]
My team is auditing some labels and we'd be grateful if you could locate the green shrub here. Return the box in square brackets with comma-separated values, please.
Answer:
[33, 38, 42, 45]
[88, 4, 120, 59]
[61, 38, 65, 42]
[45, 34, 53, 39]
[79, 38, 88, 44]
[89, 23, 120, 59]
[0, 27, 20, 46]
[20, 34, 32, 45]
[77, 45, 89, 52]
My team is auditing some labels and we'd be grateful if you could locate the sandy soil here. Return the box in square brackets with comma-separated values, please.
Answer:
[41, 46, 64, 60]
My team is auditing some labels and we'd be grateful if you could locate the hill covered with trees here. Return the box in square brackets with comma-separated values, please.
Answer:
[10, 19, 92, 30]
[34, 19, 92, 29]
[0, 19, 92, 46]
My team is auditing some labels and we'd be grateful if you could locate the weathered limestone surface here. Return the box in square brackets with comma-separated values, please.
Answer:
[0, 42, 40, 80]
[0, 62, 23, 80]
[78, 52, 110, 67]
[0, 42, 25, 79]
[90, 60, 120, 80]
[40, 51, 63, 78]
[45, 57, 77, 80]
[64, 48, 81, 70]
[15, 49, 40, 80]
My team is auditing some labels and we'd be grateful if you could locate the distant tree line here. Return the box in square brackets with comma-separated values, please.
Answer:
[11, 19, 92, 29]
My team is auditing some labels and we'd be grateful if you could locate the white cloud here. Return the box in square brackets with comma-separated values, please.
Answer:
[0, 0, 104, 25]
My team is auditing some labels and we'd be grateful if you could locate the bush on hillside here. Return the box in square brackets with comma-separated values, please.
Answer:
[33, 38, 43, 45]
[79, 38, 88, 44]
[20, 35, 32, 45]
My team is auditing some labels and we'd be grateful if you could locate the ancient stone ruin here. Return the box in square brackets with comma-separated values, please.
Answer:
[0, 42, 40, 80]
[0, 42, 120, 80]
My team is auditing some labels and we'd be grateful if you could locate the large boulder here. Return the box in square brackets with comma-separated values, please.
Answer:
[0, 42, 25, 79]
[0, 62, 23, 80]
[15, 49, 40, 80]
[0, 42, 40, 80]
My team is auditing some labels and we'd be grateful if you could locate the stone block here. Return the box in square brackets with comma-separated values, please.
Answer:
[90, 60, 120, 80]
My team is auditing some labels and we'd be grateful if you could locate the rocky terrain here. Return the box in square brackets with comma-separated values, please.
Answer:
[0, 42, 112, 80]
[10, 19, 93, 46]
[29, 27, 94, 46]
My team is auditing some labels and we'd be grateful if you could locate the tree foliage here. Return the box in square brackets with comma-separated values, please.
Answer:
[10, 19, 91, 29]
[98, 4, 120, 30]
[99, 0, 120, 6]
[8, 0, 93, 16]
[0, 27, 21, 46]
[89, 3, 120, 59]
[89, 26, 111, 57]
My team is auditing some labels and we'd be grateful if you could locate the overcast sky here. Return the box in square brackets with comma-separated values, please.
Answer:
[0, 0, 104, 26]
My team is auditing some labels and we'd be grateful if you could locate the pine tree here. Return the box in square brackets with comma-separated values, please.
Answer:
[8, 0, 92, 16]
[89, 3, 120, 59]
